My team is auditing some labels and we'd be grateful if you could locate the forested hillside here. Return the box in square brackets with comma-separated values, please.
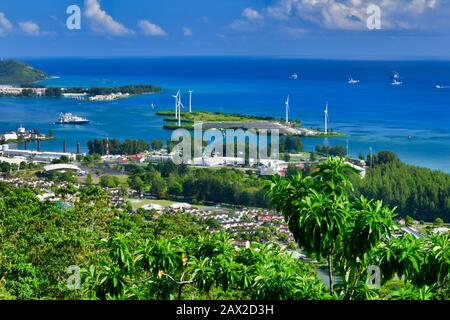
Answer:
[353, 160, 450, 222]
[0, 60, 48, 84]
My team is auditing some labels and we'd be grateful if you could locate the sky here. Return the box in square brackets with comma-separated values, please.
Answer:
[0, 0, 450, 58]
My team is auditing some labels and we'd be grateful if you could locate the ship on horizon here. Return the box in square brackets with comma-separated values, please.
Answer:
[54, 113, 90, 125]
[391, 71, 403, 86]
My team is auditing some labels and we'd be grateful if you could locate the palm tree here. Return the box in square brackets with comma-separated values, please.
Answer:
[266, 157, 358, 295]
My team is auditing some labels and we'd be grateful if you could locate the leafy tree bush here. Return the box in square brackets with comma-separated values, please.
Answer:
[87, 139, 149, 155]
[434, 218, 444, 227]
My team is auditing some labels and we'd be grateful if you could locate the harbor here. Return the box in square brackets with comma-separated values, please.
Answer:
[0, 125, 54, 144]
[0, 58, 449, 172]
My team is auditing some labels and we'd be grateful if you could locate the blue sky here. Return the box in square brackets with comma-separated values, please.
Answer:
[0, 0, 449, 58]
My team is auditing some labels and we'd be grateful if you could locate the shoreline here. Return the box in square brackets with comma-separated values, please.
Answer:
[1, 136, 56, 145]
[158, 110, 344, 137]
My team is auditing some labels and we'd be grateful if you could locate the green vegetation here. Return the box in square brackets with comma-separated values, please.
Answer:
[0, 182, 328, 300]
[157, 111, 300, 130]
[158, 110, 287, 123]
[0, 161, 41, 173]
[100, 175, 123, 188]
[352, 153, 450, 222]
[316, 144, 347, 157]
[280, 135, 303, 153]
[122, 150, 449, 222]
[87, 138, 149, 155]
[0, 155, 448, 300]
[126, 163, 269, 207]
[45, 87, 62, 97]
[66, 84, 162, 96]
[266, 157, 450, 299]
[308, 132, 346, 138]
[0, 60, 48, 84]
[0, 81, 161, 98]
[150, 139, 164, 151]
[434, 218, 445, 227]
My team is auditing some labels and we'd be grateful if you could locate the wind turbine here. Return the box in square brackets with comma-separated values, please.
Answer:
[285, 95, 290, 125]
[177, 93, 185, 127]
[324, 102, 329, 134]
[188, 89, 194, 113]
[172, 90, 180, 119]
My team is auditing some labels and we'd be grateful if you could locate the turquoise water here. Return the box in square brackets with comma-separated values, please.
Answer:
[0, 57, 449, 172]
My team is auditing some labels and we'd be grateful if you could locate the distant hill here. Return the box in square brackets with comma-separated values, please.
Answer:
[0, 60, 49, 85]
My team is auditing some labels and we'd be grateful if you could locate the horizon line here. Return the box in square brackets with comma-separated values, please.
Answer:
[3, 54, 450, 62]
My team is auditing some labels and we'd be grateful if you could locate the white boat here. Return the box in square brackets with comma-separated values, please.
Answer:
[348, 78, 360, 84]
[289, 73, 299, 80]
[54, 113, 90, 125]
[391, 71, 403, 85]
[391, 71, 400, 80]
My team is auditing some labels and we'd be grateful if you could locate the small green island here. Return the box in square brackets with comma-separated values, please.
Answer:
[157, 111, 300, 129]
[157, 110, 344, 137]
[0, 59, 162, 100]
[0, 60, 49, 84]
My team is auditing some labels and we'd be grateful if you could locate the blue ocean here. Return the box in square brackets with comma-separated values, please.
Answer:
[0, 57, 449, 172]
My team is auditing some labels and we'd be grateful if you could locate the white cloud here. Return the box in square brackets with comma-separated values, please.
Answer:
[0, 12, 13, 36]
[242, 8, 263, 20]
[84, 0, 132, 35]
[263, 0, 447, 31]
[19, 21, 40, 36]
[406, 0, 438, 14]
[183, 26, 193, 36]
[138, 20, 167, 36]
[228, 8, 266, 32]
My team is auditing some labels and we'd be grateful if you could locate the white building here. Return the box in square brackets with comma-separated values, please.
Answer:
[142, 204, 164, 212]
[258, 159, 288, 176]
[0, 132, 18, 142]
[191, 156, 247, 167]
[432, 227, 449, 234]
[0, 86, 23, 95]
[43, 164, 81, 173]
[1, 148, 77, 162]
[345, 162, 366, 178]
[169, 203, 192, 210]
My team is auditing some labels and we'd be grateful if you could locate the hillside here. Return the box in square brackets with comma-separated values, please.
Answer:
[0, 60, 49, 84]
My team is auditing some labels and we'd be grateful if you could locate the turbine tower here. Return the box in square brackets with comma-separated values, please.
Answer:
[285, 95, 290, 125]
[172, 90, 180, 120]
[188, 89, 193, 113]
[177, 93, 185, 127]
[324, 102, 329, 134]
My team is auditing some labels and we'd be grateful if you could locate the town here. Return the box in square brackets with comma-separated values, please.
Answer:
[1, 137, 445, 258]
